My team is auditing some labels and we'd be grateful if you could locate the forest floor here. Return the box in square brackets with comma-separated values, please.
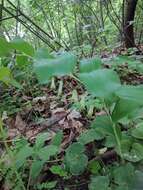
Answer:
[1, 46, 143, 190]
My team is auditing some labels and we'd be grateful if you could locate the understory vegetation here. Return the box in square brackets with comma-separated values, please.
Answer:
[0, 0, 143, 190]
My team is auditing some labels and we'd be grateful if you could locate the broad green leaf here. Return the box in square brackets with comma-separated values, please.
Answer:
[65, 152, 88, 175]
[0, 67, 11, 84]
[79, 69, 121, 99]
[131, 123, 143, 139]
[122, 143, 143, 162]
[10, 38, 34, 56]
[112, 98, 142, 122]
[51, 131, 63, 147]
[115, 85, 143, 102]
[0, 67, 22, 88]
[35, 132, 49, 149]
[88, 176, 110, 190]
[112, 85, 143, 121]
[115, 185, 129, 190]
[66, 142, 85, 155]
[91, 115, 114, 136]
[88, 160, 101, 174]
[132, 171, 143, 190]
[78, 128, 104, 145]
[34, 52, 77, 84]
[79, 57, 102, 73]
[104, 135, 116, 148]
[16, 55, 30, 67]
[15, 144, 33, 169]
[0, 37, 12, 56]
[50, 165, 68, 177]
[31, 160, 44, 179]
[38, 145, 58, 161]
[34, 48, 54, 59]
[113, 163, 134, 186]
[91, 115, 122, 149]
[65, 143, 88, 175]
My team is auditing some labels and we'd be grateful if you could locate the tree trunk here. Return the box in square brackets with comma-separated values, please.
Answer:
[124, 0, 138, 48]
[0, 0, 4, 26]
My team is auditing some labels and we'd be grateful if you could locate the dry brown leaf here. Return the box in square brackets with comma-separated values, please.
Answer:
[51, 107, 66, 115]
[25, 127, 55, 141]
[7, 128, 21, 139]
[2, 183, 11, 190]
[32, 96, 47, 103]
[96, 110, 106, 116]
[67, 109, 81, 120]
[15, 114, 26, 132]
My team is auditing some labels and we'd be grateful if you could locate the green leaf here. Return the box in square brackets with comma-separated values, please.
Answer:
[112, 85, 143, 122]
[0, 67, 22, 88]
[34, 52, 77, 84]
[78, 128, 104, 145]
[35, 132, 49, 149]
[31, 160, 44, 179]
[123, 143, 143, 162]
[88, 176, 110, 190]
[10, 38, 34, 56]
[0, 67, 11, 84]
[131, 122, 143, 139]
[0, 37, 12, 57]
[112, 98, 141, 122]
[66, 142, 85, 155]
[91, 115, 114, 136]
[113, 163, 134, 186]
[132, 171, 143, 190]
[79, 69, 121, 99]
[79, 57, 102, 73]
[65, 143, 88, 175]
[115, 185, 129, 190]
[104, 135, 117, 148]
[115, 85, 143, 102]
[50, 165, 68, 177]
[34, 48, 54, 59]
[112, 55, 133, 66]
[16, 55, 30, 68]
[88, 160, 101, 174]
[15, 144, 33, 169]
[51, 131, 63, 147]
[65, 153, 88, 175]
[38, 145, 58, 161]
